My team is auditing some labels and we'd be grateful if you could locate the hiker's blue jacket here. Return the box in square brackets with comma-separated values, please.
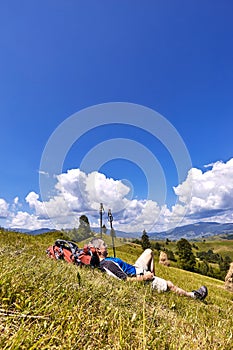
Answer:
[99, 257, 136, 280]
[105, 257, 136, 275]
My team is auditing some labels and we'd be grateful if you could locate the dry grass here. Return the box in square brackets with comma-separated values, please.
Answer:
[0, 230, 233, 349]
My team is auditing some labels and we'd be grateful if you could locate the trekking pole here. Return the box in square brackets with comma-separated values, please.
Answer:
[99, 203, 104, 238]
[108, 209, 116, 257]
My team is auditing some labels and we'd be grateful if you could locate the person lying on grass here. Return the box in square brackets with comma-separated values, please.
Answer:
[89, 238, 208, 301]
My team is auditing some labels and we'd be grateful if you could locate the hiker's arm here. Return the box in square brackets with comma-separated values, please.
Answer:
[127, 272, 154, 282]
[100, 260, 128, 280]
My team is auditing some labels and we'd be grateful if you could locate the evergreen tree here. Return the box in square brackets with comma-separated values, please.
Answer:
[199, 260, 209, 276]
[176, 238, 196, 271]
[219, 255, 232, 279]
[69, 227, 79, 241]
[165, 249, 176, 262]
[79, 215, 90, 230]
[69, 215, 92, 241]
[141, 229, 151, 250]
[154, 242, 161, 252]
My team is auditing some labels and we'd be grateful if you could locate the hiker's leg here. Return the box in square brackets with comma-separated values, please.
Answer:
[134, 249, 155, 274]
[167, 281, 193, 298]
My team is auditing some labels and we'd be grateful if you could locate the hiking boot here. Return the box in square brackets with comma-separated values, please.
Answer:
[193, 286, 208, 300]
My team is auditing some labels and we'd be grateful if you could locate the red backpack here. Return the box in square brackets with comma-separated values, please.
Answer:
[46, 239, 99, 267]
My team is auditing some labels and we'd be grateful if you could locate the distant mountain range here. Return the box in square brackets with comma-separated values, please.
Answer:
[11, 228, 57, 235]
[11, 221, 233, 241]
[148, 222, 233, 241]
[94, 222, 233, 241]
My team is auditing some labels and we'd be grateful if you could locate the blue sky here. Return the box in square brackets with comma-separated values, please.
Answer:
[0, 1, 233, 233]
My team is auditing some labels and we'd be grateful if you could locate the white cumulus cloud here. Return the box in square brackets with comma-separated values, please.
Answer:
[174, 158, 233, 221]
[10, 211, 51, 231]
[0, 198, 9, 218]
[5, 158, 233, 232]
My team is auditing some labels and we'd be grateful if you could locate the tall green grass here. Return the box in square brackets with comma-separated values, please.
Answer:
[0, 230, 233, 349]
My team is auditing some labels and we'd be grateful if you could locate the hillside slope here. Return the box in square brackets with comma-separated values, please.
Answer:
[0, 230, 232, 350]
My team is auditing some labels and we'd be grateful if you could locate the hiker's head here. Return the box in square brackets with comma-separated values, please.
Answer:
[88, 238, 108, 258]
[97, 246, 108, 258]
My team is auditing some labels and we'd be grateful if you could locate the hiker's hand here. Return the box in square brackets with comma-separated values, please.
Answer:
[143, 272, 154, 281]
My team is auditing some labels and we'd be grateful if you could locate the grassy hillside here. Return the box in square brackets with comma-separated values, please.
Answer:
[0, 230, 233, 350]
[194, 239, 233, 259]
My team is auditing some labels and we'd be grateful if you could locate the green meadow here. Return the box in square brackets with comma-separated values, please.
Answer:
[0, 230, 233, 350]
[161, 238, 233, 260]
